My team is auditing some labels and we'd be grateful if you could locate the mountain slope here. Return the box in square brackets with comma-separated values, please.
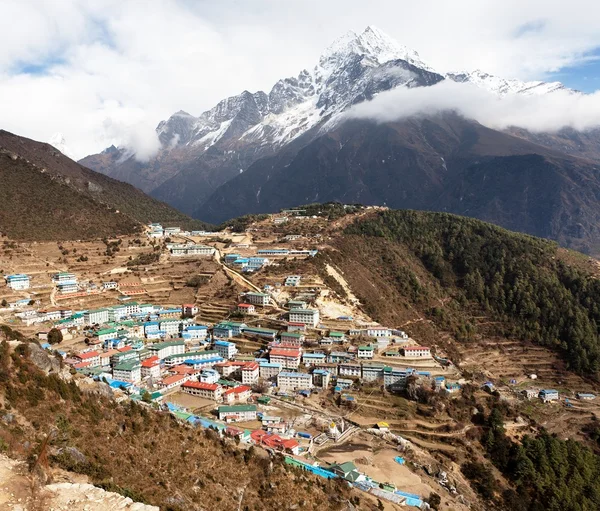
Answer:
[196, 114, 600, 254]
[0, 130, 210, 241]
[322, 209, 600, 377]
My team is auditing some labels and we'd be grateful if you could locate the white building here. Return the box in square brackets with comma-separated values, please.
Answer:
[84, 308, 110, 325]
[147, 341, 185, 360]
[269, 348, 301, 370]
[277, 372, 313, 392]
[113, 361, 142, 383]
[182, 381, 223, 401]
[102, 281, 118, 290]
[241, 362, 260, 385]
[401, 346, 431, 358]
[4, 274, 30, 290]
[52, 272, 77, 284]
[244, 292, 270, 306]
[289, 308, 320, 327]
[365, 327, 392, 338]
[214, 340, 238, 360]
[141, 356, 161, 379]
[284, 275, 302, 287]
[357, 345, 375, 359]
[259, 362, 282, 380]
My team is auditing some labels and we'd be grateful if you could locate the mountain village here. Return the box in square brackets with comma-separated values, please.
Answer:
[2, 209, 600, 510]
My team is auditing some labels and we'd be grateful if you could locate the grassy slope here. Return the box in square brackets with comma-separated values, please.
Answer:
[0, 130, 212, 239]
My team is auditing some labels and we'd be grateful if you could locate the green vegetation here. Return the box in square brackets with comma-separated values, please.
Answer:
[468, 406, 600, 511]
[218, 213, 269, 232]
[47, 328, 63, 345]
[296, 202, 364, 220]
[126, 251, 160, 267]
[347, 210, 600, 377]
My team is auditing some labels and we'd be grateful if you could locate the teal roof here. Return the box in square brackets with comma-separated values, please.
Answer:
[218, 405, 257, 413]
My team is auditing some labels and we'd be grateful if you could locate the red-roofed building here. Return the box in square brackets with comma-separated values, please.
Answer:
[241, 362, 259, 385]
[141, 355, 161, 379]
[182, 380, 223, 401]
[287, 322, 306, 333]
[223, 385, 252, 404]
[182, 304, 198, 317]
[73, 361, 92, 370]
[281, 438, 300, 455]
[401, 346, 431, 358]
[170, 364, 201, 377]
[74, 350, 100, 368]
[237, 303, 256, 314]
[118, 346, 133, 353]
[269, 348, 301, 369]
[156, 374, 190, 390]
[215, 360, 250, 378]
[99, 349, 118, 367]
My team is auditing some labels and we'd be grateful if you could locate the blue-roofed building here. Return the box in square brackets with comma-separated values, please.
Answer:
[4, 274, 30, 290]
[214, 340, 238, 359]
[312, 368, 331, 388]
[302, 352, 327, 366]
[539, 389, 559, 402]
[259, 361, 282, 380]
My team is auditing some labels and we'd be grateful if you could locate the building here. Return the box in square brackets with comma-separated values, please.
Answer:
[287, 322, 307, 333]
[93, 328, 118, 344]
[256, 249, 289, 256]
[365, 327, 392, 338]
[284, 275, 301, 287]
[539, 389, 560, 402]
[160, 319, 184, 337]
[289, 308, 320, 327]
[338, 362, 361, 378]
[246, 257, 269, 270]
[163, 350, 221, 368]
[113, 361, 142, 383]
[302, 352, 326, 366]
[241, 362, 260, 385]
[156, 374, 189, 390]
[141, 356, 161, 379]
[577, 392, 596, 400]
[217, 404, 257, 423]
[401, 346, 431, 358]
[328, 352, 355, 364]
[222, 385, 252, 403]
[243, 326, 278, 340]
[199, 369, 220, 384]
[277, 372, 313, 392]
[213, 321, 246, 338]
[357, 345, 375, 359]
[56, 282, 78, 294]
[182, 304, 198, 316]
[182, 381, 223, 401]
[522, 389, 539, 400]
[244, 292, 270, 306]
[102, 281, 118, 290]
[169, 243, 215, 257]
[4, 274, 30, 290]
[74, 350, 101, 368]
[280, 331, 305, 346]
[84, 308, 109, 325]
[214, 340, 238, 360]
[312, 369, 331, 389]
[237, 303, 256, 314]
[287, 300, 307, 310]
[361, 363, 386, 382]
[259, 362, 282, 380]
[270, 348, 301, 370]
[52, 272, 77, 284]
[147, 340, 185, 360]
[183, 325, 208, 340]
[383, 367, 412, 389]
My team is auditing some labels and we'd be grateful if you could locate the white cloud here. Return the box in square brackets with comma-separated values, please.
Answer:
[346, 80, 600, 133]
[0, 0, 599, 159]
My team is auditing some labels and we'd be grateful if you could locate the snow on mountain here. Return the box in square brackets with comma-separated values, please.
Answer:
[446, 70, 570, 96]
[156, 25, 441, 154]
[48, 132, 75, 159]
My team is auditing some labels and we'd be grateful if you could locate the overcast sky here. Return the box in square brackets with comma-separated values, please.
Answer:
[2, 0, 600, 159]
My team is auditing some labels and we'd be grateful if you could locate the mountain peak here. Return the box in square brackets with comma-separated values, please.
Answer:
[319, 25, 434, 72]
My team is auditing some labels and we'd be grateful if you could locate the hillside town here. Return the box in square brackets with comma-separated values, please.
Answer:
[1, 212, 598, 510]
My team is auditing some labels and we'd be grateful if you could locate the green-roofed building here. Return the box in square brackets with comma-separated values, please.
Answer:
[217, 404, 257, 422]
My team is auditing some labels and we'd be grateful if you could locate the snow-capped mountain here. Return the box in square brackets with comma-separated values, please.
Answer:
[81, 25, 574, 216]
[48, 132, 75, 159]
[446, 70, 570, 96]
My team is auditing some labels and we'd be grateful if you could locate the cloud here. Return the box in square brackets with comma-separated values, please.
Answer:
[1, 0, 600, 159]
[346, 80, 600, 133]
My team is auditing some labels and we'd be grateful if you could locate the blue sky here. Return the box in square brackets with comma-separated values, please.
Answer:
[548, 52, 600, 92]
